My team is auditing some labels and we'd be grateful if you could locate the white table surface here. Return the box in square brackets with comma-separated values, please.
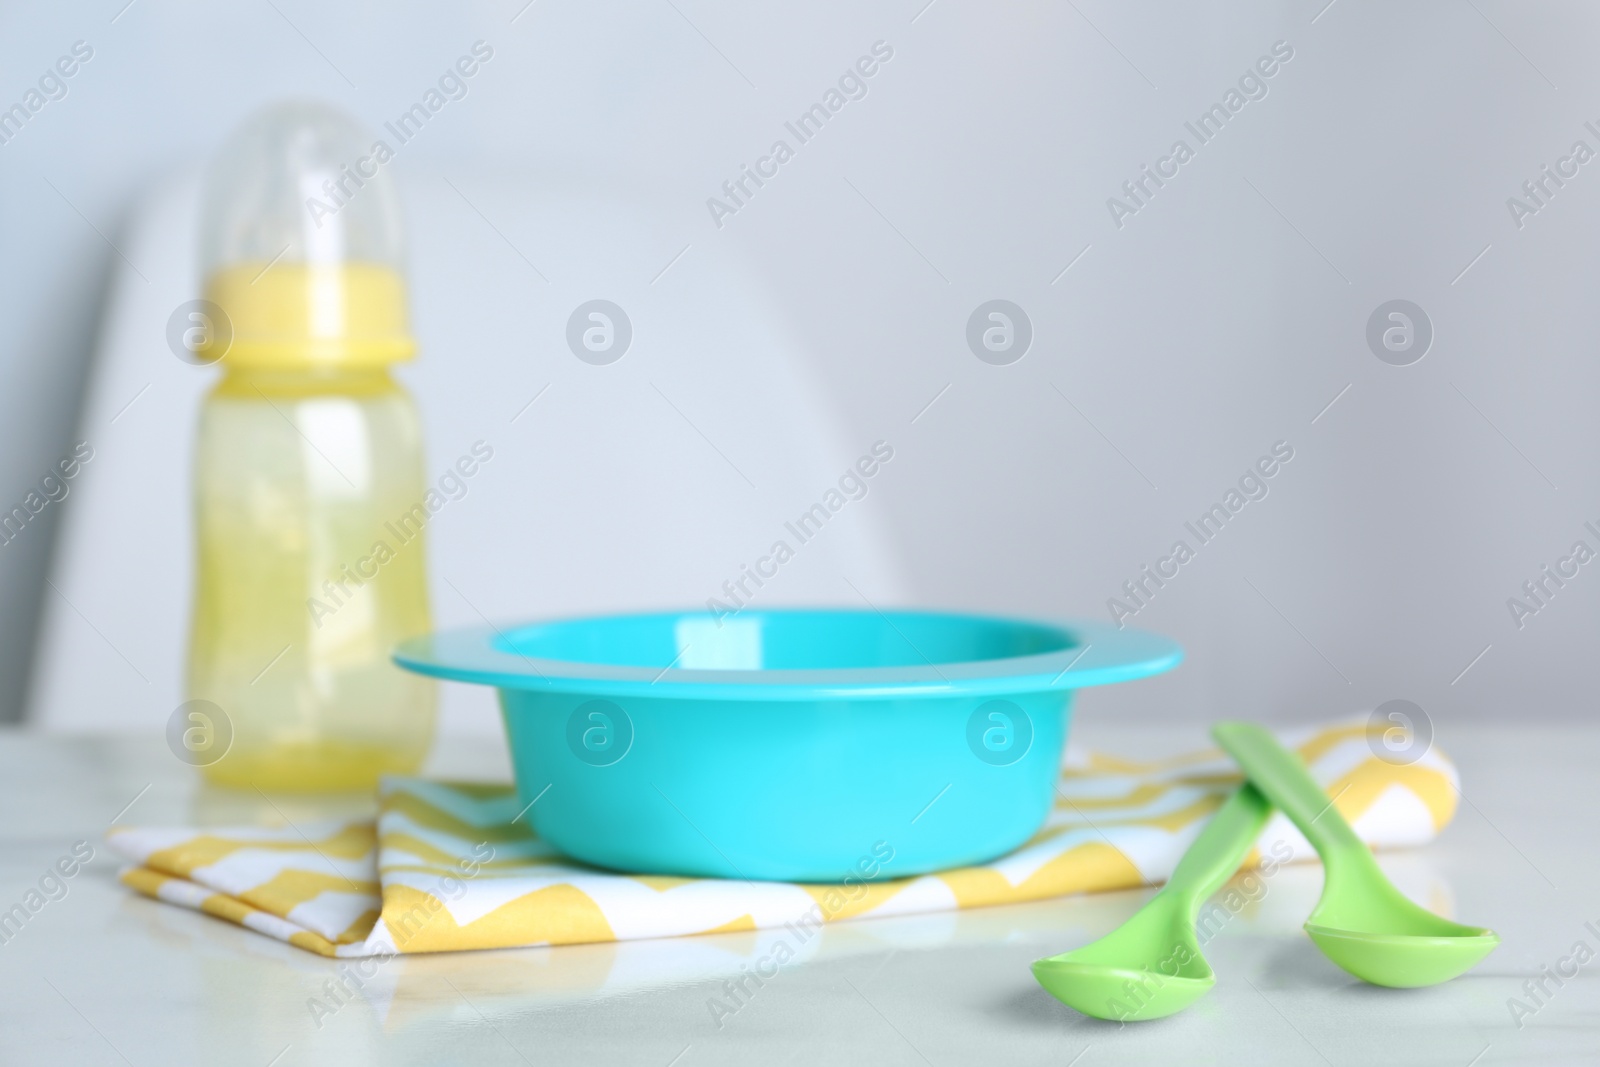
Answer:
[1, 723, 1595, 1066]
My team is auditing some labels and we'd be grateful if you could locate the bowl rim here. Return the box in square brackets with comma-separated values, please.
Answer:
[392, 608, 1181, 701]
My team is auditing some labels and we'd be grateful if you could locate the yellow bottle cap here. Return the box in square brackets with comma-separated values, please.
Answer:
[203, 262, 414, 367]
[199, 101, 414, 369]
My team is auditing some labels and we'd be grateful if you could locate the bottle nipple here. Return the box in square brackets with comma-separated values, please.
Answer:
[199, 100, 414, 368]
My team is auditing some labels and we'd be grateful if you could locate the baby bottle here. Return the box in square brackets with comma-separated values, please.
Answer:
[186, 100, 436, 791]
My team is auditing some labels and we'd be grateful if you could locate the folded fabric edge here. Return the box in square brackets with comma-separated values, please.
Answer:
[119, 866, 342, 957]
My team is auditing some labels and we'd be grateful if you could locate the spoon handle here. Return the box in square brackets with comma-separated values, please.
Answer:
[1212, 722, 1369, 865]
[1165, 783, 1272, 914]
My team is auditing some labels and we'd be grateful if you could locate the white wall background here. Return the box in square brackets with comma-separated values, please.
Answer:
[2, 0, 1596, 734]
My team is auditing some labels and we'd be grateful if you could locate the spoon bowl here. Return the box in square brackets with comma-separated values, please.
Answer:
[1303, 880, 1499, 987]
[1032, 901, 1217, 1021]
[1032, 785, 1271, 1021]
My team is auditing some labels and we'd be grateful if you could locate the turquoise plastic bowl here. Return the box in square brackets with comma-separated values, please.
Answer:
[394, 609, 1179, 882]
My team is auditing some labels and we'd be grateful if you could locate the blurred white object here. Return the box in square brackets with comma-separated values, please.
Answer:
[30, 165, 908, 736]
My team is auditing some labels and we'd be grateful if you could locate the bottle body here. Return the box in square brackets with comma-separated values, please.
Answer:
[188, 366, 436, 791]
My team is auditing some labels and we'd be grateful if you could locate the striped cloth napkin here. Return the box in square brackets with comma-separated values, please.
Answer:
[107, 719, 1459, 957]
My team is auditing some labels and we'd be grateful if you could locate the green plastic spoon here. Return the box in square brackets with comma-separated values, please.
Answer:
[1213, 721, 1498, 988]
[1032, 783, 1272, 1021]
